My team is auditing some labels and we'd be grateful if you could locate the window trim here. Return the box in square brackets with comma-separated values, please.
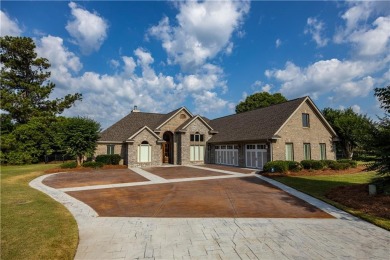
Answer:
[320, 143, 327, 160]
[190, 145, 205, 161]
[190, 133, 204, 142]
[302, 113, 310, 128]
[285, 143, 294, 161]
[107, 145, 115, 155]
[303, 143, 311, 160]
[137, 141, 151, 163]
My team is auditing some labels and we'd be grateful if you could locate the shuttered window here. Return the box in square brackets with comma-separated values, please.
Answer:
[190, 145, 204, 161]
[137, 141, 151, 162]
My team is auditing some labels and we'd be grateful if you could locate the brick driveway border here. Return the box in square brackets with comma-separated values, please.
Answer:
[30, 171, 390, 259]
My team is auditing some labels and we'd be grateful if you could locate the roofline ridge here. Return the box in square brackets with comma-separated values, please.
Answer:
[211, 96, 307, 121]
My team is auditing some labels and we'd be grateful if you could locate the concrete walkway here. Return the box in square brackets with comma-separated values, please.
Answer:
[30, 168, 390, 260]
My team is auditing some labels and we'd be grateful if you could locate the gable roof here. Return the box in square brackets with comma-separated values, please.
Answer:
[99, 112, 165, 142]
[154, 107, 193, 130]
[208, 97, 308, 143]
[178, 115, 214, 131]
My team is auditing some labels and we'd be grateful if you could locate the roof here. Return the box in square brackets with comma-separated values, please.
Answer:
[208, 97, 308, 143]
[99, 112, 165, 142]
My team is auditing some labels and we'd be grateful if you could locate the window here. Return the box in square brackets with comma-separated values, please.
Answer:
[137, 141, 151, 162]
[303, 143, 311, 160]
[285, 143, 294, 161]
[107, 145, 115, 155]
[302, 113, 310, 127]
[190, 145, 204, 161]
[190, 133, 204, 142]
[320, 143, 326, 160]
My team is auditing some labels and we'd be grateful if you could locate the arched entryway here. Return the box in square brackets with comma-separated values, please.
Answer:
[162, 131, 174, 164]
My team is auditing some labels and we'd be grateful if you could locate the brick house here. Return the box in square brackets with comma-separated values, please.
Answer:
[96, 96, 338, 169]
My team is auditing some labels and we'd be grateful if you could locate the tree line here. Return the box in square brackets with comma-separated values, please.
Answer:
[1, 36, 100, 166]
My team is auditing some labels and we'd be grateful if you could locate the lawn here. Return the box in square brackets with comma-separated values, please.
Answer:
[1, 164, 78, 260]
[274, 171, 390, 230]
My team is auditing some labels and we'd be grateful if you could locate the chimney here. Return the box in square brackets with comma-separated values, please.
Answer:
[131, 105, 140, 113]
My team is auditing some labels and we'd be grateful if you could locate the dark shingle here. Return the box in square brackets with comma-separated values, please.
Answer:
[208, 97, 307, 143]
[99, 112, 165, 142]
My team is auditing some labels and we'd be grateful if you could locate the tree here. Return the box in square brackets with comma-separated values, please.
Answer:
[59, 117, 100, 166]
[375, 85, 390, 114]
[0, 36, 82, 124]
[235, 92, 287, 113]
[322, 107, 375, 159]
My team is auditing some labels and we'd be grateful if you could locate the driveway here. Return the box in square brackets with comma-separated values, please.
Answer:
[30, 165, 390, 259]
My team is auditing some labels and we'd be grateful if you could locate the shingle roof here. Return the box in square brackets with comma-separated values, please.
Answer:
[99, 112, 165, 142]
[208, 97, 307, 143]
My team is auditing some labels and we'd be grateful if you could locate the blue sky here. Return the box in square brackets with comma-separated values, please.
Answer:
[1, 1, 389, 129]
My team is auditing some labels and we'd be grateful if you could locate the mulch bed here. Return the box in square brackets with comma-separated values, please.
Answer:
[44, 164, 127, 174]
[325, 184, 390, 219]
[262, 165, 367, 177]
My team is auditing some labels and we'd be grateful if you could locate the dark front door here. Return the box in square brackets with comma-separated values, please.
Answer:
[162, 132, 174, 164]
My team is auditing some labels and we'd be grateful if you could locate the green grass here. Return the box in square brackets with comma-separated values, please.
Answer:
[1, 164, 78, 260]
[275, 171, 390, 230]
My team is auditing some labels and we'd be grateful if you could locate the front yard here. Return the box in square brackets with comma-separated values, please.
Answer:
[1, 164, 78, 260]
[272, 171, 390, 230]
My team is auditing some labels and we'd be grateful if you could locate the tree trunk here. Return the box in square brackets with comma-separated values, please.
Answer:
[76, 155, 83, 166]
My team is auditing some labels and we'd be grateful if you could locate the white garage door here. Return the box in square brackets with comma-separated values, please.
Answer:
[215, 145, 238, 166]
[246, 144, 268, 170]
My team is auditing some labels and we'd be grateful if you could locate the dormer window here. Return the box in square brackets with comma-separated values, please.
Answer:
[302, 113, 310, 127]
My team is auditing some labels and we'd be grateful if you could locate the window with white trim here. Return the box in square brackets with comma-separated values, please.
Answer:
[303, 143, 311, 160]
[190, 145, 204, 161]
[137, 141, 151, 162]
[285, 143, 294, 161]
[320, 143, 326, 160]
[107, 145, 115, 155]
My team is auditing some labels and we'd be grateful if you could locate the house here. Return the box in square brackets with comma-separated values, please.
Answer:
[96, 96, 338, 169]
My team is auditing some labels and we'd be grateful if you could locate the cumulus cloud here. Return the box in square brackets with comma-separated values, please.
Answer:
[192, 90, 235, 115]
[304, 17, 329, 47]
[265, 59, 383, 100]
[275, 38, 282, 48]
[66, 2, 108, 55]
[0, 10, 22, 36]
[148, 0, 250, 72]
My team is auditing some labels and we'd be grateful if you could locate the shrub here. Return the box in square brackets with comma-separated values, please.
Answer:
[5, 151, 33, 165]
[329, 162, 350, 170]
[322, 160, 336, 168]
[263, 161, 289, 173]
[60, 161, 77, 168]
[95, 154, 122, 165]
[82, 161, 104, 169]
[337, 159, 358, 168]
[301, 160, 325, 170]
[287, 161, 303, 172]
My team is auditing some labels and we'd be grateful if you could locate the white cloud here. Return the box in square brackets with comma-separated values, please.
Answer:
[66, 2, 108, 55]
[192, 90, 234, 115]
[148, 0, 250, 72]
[304, 17, 329, 47]
[262, 84, 272, 93]
[0, 10, 22, 36]
[275, 38, 282, 48]
[351, 104, 361, 114]
[266, 59, 383, 100]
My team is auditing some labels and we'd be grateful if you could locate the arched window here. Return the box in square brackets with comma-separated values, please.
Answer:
[138, 141, 151, 162]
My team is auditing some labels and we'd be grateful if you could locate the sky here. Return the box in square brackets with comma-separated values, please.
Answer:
[1, 1, 390, 129]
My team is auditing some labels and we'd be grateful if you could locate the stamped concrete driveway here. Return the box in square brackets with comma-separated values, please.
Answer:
[31, 165, 390, 259]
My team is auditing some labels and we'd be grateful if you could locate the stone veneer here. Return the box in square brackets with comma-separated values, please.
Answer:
[272, 101, 336, 161]
[128, 128, 162, 167]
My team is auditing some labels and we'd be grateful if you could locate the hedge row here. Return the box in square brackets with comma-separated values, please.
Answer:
[95, 154, 122, 165]
[263, 159, 357, 173]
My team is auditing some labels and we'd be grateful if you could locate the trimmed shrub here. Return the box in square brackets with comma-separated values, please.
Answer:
[82, 161, 104, 169]
[337, 159, 358, 168]
[263, 161, 289, 173]
[60, 161, 77, 168]
[95, 154, 122, 165]
[329, 162, 350, 170]
[301, 160, 325, 170]
[287, 161, 303, 172]
[322, 160, 336, 168]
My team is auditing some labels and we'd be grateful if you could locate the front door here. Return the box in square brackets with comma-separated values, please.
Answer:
[162, 131, 174, 164]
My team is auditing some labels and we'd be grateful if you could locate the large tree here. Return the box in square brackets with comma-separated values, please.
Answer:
[375, 85, 390, 114]
[0, 36, 82, 124]
[322, 107, 375, 159]
[59, 117, 101, 166]
[235, 92, 287, 113]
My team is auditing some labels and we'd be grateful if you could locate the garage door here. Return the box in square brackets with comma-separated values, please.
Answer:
[215, 145, 238, 166]
[246, 144, 268, 170]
